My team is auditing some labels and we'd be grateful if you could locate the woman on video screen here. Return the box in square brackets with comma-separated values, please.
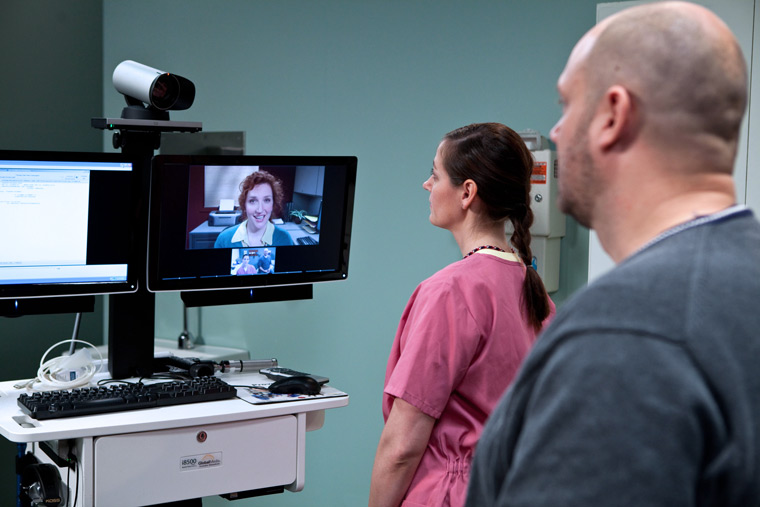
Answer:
[214, 170, 295, 248]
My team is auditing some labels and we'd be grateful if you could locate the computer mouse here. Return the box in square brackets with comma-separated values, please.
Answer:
[268, 376, 322, 395]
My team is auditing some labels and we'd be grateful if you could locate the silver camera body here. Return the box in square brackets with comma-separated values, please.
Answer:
[113, 60, 195, 111]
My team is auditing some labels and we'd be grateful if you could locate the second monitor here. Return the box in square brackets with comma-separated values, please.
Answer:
[147, 154, 357, 297]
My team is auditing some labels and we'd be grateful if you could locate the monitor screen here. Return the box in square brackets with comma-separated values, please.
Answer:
[0, 150, 139, 300]
[147, 154, 357, 293]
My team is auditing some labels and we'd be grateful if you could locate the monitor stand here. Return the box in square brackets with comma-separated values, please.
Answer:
[0, 296, 95, 318]
[94, 107, 202, 378]
[180, 285, 313, 308]
[108, 291, 155, 378]
[107, 128, 162, 378]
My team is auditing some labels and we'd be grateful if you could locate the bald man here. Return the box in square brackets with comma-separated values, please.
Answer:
[466, 3, 760, 506]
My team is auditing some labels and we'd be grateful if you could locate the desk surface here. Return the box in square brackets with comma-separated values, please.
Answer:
[0, 372, 348, 443]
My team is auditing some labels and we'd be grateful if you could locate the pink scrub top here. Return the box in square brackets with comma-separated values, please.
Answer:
[383, 252, 554, 506]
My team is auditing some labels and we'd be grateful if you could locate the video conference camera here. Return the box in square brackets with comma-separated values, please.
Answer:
[93, 59, 202, 152]
[113, 60, 195, 119]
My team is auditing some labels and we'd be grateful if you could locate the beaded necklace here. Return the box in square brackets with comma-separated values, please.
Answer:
[463, 245, 507, 259]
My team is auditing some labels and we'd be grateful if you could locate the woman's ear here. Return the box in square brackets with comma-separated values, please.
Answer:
[461, 179, 478, 210]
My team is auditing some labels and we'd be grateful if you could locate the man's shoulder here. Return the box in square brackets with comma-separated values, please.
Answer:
[542, 210, 760, 352]
[548, 262, 668, 333]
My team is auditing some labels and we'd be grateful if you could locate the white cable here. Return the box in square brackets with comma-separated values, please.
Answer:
[30, 339, 104, 391]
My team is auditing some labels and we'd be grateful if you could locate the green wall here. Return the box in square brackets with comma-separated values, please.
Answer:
[102, 2, 595, 505]
[1, 1, 597, 505]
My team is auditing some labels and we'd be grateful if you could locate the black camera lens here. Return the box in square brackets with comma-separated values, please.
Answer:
[150, 73, 180, 110]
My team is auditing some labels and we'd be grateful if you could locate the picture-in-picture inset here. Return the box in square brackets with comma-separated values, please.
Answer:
[231, 247, 276, 276]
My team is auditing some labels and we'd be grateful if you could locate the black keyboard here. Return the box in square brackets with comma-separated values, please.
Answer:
[17, 377, 238, 420]
[296, 236, 317, 245]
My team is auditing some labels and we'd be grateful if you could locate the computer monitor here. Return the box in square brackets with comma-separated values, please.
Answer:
[0, 150, 139, 316]
[147, 154, 356, 303]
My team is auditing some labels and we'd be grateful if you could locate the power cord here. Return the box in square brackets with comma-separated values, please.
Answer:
[65, 450, 79, 507]
[14, 339, 104, 391]
[67, 312, 83, 355]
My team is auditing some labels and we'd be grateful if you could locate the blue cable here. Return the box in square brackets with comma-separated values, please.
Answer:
[16, 442, 26, 507]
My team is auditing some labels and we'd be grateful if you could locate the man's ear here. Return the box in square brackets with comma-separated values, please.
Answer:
[461, 179, 478, 210]
[591, 84, 635, 151]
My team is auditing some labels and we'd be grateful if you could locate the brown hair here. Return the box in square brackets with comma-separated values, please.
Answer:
[238, 170, 285, 219]
[442, 122, 550, 331]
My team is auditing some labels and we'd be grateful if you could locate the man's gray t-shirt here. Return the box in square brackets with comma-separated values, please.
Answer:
[466, 208, 760, 507]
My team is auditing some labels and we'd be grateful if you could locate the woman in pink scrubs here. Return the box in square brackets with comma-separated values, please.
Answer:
[369, 123, 555, 507]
